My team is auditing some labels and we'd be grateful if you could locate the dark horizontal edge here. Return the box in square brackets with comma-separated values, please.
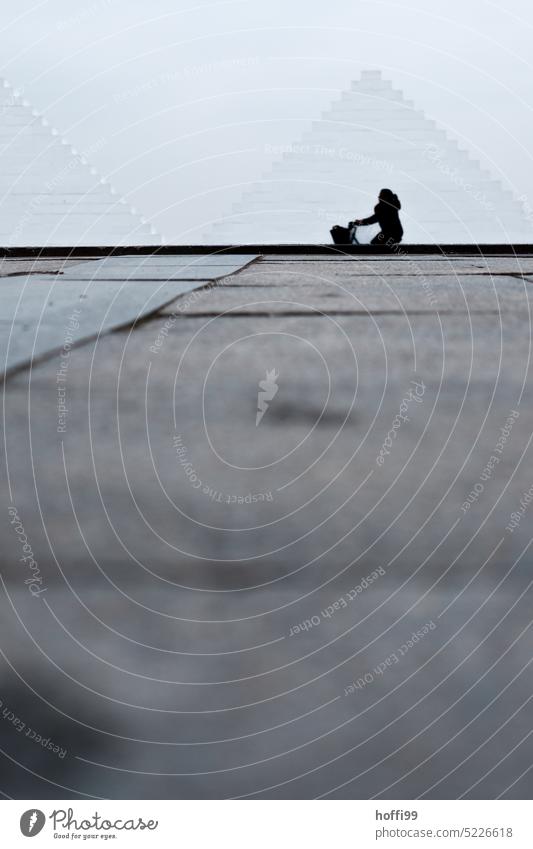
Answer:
[1, 244, 533, 258]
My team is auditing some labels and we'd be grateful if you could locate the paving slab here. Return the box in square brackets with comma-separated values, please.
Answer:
[66, 255, 261, 267]
[0, 254, 257, 375]
[59, 255, 259, 281]
[161, 276, 533, 316]
[228, 268, 532, 293]
[0, 277, 211, 376]
[0, 258, 91, 277]
[257, 256, 533, 276]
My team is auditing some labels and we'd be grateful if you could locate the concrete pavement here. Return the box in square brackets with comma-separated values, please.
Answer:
[1, 251, 533, 799]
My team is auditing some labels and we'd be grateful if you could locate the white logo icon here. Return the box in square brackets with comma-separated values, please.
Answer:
[256, 369, 279, 426]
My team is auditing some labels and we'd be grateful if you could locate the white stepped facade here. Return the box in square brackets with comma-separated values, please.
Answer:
[209, 71, 532, 244]
[0, 79, 159, 246]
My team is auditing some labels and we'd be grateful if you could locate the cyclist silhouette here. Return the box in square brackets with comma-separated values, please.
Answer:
[331, 189, 403, 246]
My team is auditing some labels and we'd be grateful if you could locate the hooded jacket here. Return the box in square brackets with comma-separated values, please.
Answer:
[361, 190, 403, 239]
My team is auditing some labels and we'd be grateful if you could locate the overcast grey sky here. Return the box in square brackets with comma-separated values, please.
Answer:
[2, 0, 532, 241]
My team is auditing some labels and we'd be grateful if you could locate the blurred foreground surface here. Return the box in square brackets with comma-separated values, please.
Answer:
[1, 251, 533, 799]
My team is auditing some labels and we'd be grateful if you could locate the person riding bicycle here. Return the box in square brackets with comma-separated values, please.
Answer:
[331, 189, 403, 246]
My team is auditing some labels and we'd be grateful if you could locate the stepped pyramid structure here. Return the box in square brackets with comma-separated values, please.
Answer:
[209, 71, 532, 244]
[0, 79, 160, 246]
